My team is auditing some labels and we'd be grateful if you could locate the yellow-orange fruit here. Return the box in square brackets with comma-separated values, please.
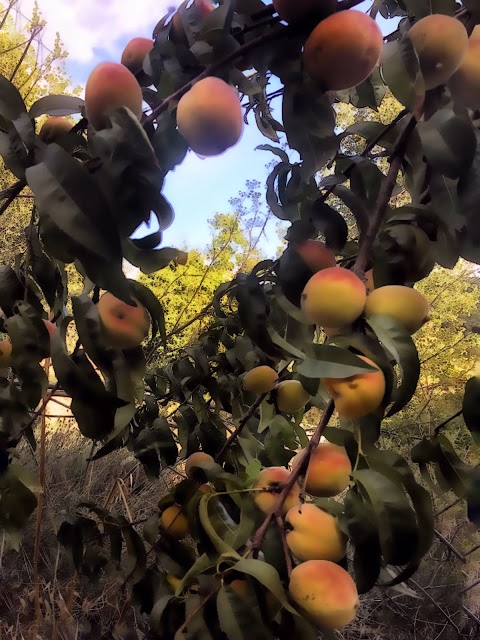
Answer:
[301, 267, 367, 328]
[39, 117, 72, 143]
[85, 62, 143, 130]
[184, 452, 214, 479]
[289, 560, 359, 629]
[273, 0, 336, 24]
[364, 285, 429, 334]
[97, 292, 150, 349]
[406, 15, 468, 90]
[471, 26, 480, 42]
[291, 442, 351, 497]
[275, 380, 311, 414]
[243, 365, 279, 394]
[198, 483, 213, 494]
[323, 356, 386, 419]
[253, 467, 301, 516]
[176, 77, 243, 156]
[449, 39, 480, 109]
[304, 10, 383, 90]
[160, 505, 189, 539]
[229, 579, 281, 620]
[0, 338, 12, 367]
[291, 239, 336, 273]
[121, 37, 153, 74]
[285, 504, 347, 562]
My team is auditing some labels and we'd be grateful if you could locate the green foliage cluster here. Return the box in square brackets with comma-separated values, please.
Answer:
[0, 0, 479, 638]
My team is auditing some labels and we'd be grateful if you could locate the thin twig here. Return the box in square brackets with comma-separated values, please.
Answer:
[276, 514, 293, 578]
[353, 101, 424, 275]
[0, 180, 25, 215]
[32, 356, 51, 632]
[434, 410, 462, 435]
[250, 400, 334, 554]
[215, 391, 269, 463]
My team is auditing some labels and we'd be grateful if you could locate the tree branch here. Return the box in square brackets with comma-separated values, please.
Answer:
[250, 400, 334, 554]
[215, 390, 269, 463]
[353, 101, 424, 275]
[0, 180, 25, 215]
[434, 409, 462, 435]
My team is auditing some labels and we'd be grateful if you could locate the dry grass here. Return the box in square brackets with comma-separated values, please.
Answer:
[0, 415, 178, 639]
[0, 412, 479, 639]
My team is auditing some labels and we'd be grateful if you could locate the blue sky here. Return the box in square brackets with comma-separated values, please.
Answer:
[23, 0, 392, 253]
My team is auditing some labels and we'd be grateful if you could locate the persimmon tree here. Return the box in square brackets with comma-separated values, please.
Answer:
[1, 0, 480, 638]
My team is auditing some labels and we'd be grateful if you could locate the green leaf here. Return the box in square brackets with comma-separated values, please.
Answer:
[297, 345, 377, 379]
[230, 558, 297, 614]
[436, 434, 470, 498]
[198, 494, 239, 558]
[122, 241, 188, 275]
[463, 376, 480, 444]
[256, 144, 290, 164]
[343, 490, 381, 594]
[366, 315, 420, 416]
[0, 114, 29, 178]
[25, 144, 130, 301]
[331, 185, 369, 241]
[122, 518, 147, 583]
[307, 199, 348, 252]
[29, 95, 84, 118]
[282, 82, 338, 180]
[258, 397, 276, 434]
[381, 36, 424, 110]
[0, 74, 34, 149]
[354, 468, 419, 566]
[0, 468, 37, 547]
[129, 279, 166, 346]
[217, 585, 274, 640]
[5, 303, 49, 408]
[418, 109, 477, 180]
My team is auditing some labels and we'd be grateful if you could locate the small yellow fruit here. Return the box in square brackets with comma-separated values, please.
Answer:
[285, 503, 347, 562]
[176, 77, 243, 156]
[39, 117, 72, 143]
[97, 292, 151, 350]
[291, 442, 352, 497]
[275, 380, 310, 414]
[160, 505, 189, 539]
[301, 267, 367, 328]
[85, 62, 143, 130]
[243, 366, 279, 394]
[0, 338, 12, 367]
[364, 285, 429, 334]
[449, 38, 480, 109]
[184, 452, 214, 479]
[253, 467, 301, 516]
[291, 239, 336, 273]
[289, 560, 359, 629]
[323, 356, 386, 419]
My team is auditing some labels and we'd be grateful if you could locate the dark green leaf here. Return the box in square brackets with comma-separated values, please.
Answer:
[381, 36, 424, 110]
[29, 95, 84, 118]
[367, 315, 420, 416]
[418, 109, 477, 179]
[462, 376, 480, 444]
[354, 468, 419, 566]
[298, 345, 377, 379]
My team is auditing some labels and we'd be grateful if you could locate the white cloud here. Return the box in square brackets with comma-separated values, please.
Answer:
[16, 0, 178, 64]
